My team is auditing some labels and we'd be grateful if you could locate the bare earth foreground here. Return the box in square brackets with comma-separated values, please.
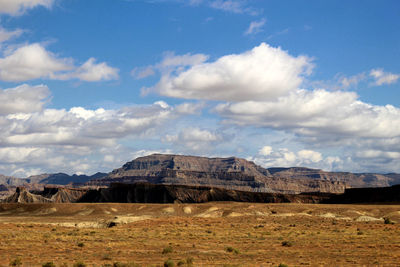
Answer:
[1, 203, 400, 266]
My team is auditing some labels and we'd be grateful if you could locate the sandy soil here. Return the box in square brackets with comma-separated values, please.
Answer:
[0, 202, 400, 266]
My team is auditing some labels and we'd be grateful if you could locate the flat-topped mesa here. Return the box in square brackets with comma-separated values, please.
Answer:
[96, 154, 346, 194]
[111, 154, 270, 177]
[103, 154, 272, 192]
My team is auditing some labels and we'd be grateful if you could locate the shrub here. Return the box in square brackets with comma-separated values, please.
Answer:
[225, 246, 240, 254]
[164, 259, 174, 267]
[384, 217, 394, 224]
[278, 264, 289, 267]
[102, 254, 112, 260]
[77, 242, 85, 248]
[73, 262, 87, 267]
[177, 260, 185, 266]
[281, 241, 293, 247]
[162, 246, 173, 254]
[9, 258, 22, 267]
[42, 262, 56, 267]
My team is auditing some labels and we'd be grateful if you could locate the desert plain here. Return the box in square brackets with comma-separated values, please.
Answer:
[1, 202, 400, 266]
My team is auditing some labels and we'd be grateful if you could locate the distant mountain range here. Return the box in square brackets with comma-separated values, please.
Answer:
[0, 172, 107, 186]
[1, 154, 400, 196]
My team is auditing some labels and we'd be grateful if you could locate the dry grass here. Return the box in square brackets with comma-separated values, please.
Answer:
[0, 202, 400, 266]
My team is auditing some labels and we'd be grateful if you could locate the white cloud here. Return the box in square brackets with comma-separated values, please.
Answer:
[0, 27, 23, 43]
[0, 43, 73, 82]
[0, 0, 54, 16]
[0, 147, 46, 163]
[370, 68, 399, 86]
[355, 149, 400, 160]
[131, 66, 155, 79]
[0, 84, 177, 147]
[297, 149, 322, 163]
[150, 43, 313, 101]
[133, 51, 209, 80]
[160, 51, 209, 68]
[0, 43, 119, 82]
[209, 0, 259, 15]
[216, 87, 400, 172]
[244, 18, 266, 35]
[0, 84, 49, 115]
[252, 146, 341, 170]
[216, 89, 400, 140]
[259, 145, 272, 156]
[339, 73, 366, 89]
[175, 102, 205, 115]
[164, 127, 221, 152]
[73, 58, 119, 82]
[0, 83, 201, 175]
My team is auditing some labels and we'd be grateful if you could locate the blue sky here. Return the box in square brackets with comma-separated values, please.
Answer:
[0, 0, 399, 176]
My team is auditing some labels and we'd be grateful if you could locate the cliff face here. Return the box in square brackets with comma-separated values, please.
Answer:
[268, 167, 400, 188]
[99, 154, 346, 194]
[324, 184, 400, 204]
[77, 183, 333, 204]
[3, 183, 400, 204]
[110, 154, 270, 177]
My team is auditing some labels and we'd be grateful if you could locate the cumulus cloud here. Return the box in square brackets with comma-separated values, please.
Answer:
[149, 43, 313, 101]
[0, 83, 199, 175]
[164, 127, 222, 152]
[0, 43, 72, 82]
[0, 146, 46, 163]
[175, 102, 205, 115]
[370, 68, 399, 86]
[216, 87, 400, 172]
[0, 43, 119, 82]
[72, 58, 119, 81]
[0, 0, 54, 16]
[216, 89, 400, 140]
[251, 146, 341, 171]
[0, 84, 182, 149]
[0, 84, 49, 115]
[244, 18, 266, 35]
[259, 145, 272, 156]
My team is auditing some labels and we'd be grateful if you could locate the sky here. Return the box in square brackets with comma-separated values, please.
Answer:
[0, 0, 399, 177]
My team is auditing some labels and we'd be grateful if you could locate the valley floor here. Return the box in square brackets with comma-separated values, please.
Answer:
[0, 202, 399, 266]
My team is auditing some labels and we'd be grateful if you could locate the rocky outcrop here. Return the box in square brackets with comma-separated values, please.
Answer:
[3, 187, 88, 203]
[3, 187, 52, 203]
[0, 175, 28, 186]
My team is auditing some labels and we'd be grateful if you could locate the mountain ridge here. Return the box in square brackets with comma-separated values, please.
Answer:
[1, 154, 400, 196]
